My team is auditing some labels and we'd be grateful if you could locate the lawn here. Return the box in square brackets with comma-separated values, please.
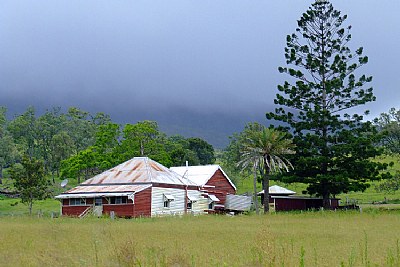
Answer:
[0, 196, 60, 217]
[0, 212, 399, 266]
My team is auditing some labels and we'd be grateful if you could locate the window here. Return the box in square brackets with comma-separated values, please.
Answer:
[69, 198, 86, 206]
[187, 201, 193, 210]
[164, 200, 170, 208]
[208, 195, 219, 210]
[163, 194, 174, 208]
[95, 197, 103, 206]
[110, 196, 128, 204]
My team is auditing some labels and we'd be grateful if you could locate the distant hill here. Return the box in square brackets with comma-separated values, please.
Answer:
[156, 108, 270, 149]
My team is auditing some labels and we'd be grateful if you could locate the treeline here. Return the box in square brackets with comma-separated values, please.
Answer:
[0, 106, 215, 184]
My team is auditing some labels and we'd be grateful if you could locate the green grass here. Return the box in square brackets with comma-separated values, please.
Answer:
[1, 154, 400, 266]
[0, 197, 60, 217]
[0, 175, 75, 216]
[0, 212, 399, 266]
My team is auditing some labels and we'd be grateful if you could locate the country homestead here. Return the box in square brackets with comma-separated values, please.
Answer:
[55, 157, 238, 217]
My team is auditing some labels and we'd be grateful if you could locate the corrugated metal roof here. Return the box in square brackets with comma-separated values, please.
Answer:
[163, 194, 175, 201]
[55, 184, 151, 199]
[82, 157, 194, 186]
[258, 185, 296, 195]
[187, 191, 199, 201]
[55, 192, 135, 199]
[225, 194, 252, 211]
[208, 194, 220, 202]
[55, 157, 199, 199]
[170, 165, 236, 190]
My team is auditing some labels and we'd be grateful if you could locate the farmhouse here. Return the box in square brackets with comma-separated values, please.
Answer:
[55, 157, 222, 217]
[170, 165, 236, 210]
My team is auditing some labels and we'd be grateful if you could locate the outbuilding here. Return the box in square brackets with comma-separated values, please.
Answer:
[257, 185, 340, 211]
[272, 196, 340, 211]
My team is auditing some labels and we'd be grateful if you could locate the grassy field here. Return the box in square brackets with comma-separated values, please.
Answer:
[1, 155, 400, 266]
[0, 196, 60, 217]
[0, 212, 399, 266]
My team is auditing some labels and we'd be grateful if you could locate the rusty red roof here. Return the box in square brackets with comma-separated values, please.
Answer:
[55, 184, 151, 199]
[82, 157, 194, 186]
[56, 157, 198, 199]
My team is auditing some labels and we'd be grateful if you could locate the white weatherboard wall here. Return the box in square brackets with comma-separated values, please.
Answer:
[151, 187, 209, 216]
[187, 190, 208, 215]
[151, 187, 186, 216]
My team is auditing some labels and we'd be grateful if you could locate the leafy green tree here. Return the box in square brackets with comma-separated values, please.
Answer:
[375, 171, 400, 194]
[0, 135, 19, 184]
[60, 123, 120, 183]
[65, 107, 97, 154]
[220, 133, 243, 176]
[122, 121, 159, 156]
[7, 106, 37, 158]
[166, 135, 201, 166]
[118, 121, 172, 166]
[238, 123, 295, 213]
[9, 156, 50, 215]
[267, 0, 389, 207]
[49, 131, 75, 177]
[374, 108, 400, 153]
[187, 137, 215, 165]
[35, 107, 65, 173]
[0, 107, 19, 184]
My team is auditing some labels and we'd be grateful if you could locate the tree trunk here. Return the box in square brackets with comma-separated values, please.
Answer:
[253, 164, 259, 215]
[322, 183, 331, 210]
[140, 140, 144, 156]
[0, 165, 3, 184]
[29, 192, 33, 215]
[263, 163, 270, 213]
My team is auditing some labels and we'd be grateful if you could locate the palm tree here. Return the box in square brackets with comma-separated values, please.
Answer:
[238, 123, 295, 213]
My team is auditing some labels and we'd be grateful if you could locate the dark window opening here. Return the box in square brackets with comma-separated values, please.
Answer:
[110, 196, 128, 204]
[95, 197, 103, 206]
[69, 198, 86, 206]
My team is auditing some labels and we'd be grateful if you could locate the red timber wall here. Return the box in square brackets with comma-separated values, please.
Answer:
[102, 200, 134, 217]
[205, 169, 236, 205]
[61, 188, 152, 218]
[62, 198, 94, 216]
[274, 198, 340, 211]
[102, 188, 152, 217]
[133, 187, 151, 217]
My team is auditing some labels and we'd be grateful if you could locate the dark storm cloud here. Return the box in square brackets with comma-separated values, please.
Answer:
[1, 1, 399, 146]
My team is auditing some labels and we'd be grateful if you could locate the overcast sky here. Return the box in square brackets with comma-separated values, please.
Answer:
[1, 1, 399, 146]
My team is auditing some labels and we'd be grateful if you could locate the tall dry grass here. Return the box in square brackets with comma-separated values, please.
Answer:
[0, 211, 399, 266]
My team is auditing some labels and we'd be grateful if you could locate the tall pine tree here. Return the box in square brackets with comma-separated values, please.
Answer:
[267, 0, 389, 207]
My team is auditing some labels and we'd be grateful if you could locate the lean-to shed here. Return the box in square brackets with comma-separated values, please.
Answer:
[55, 157, 218, 217]
[170, 165, 236, 210]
